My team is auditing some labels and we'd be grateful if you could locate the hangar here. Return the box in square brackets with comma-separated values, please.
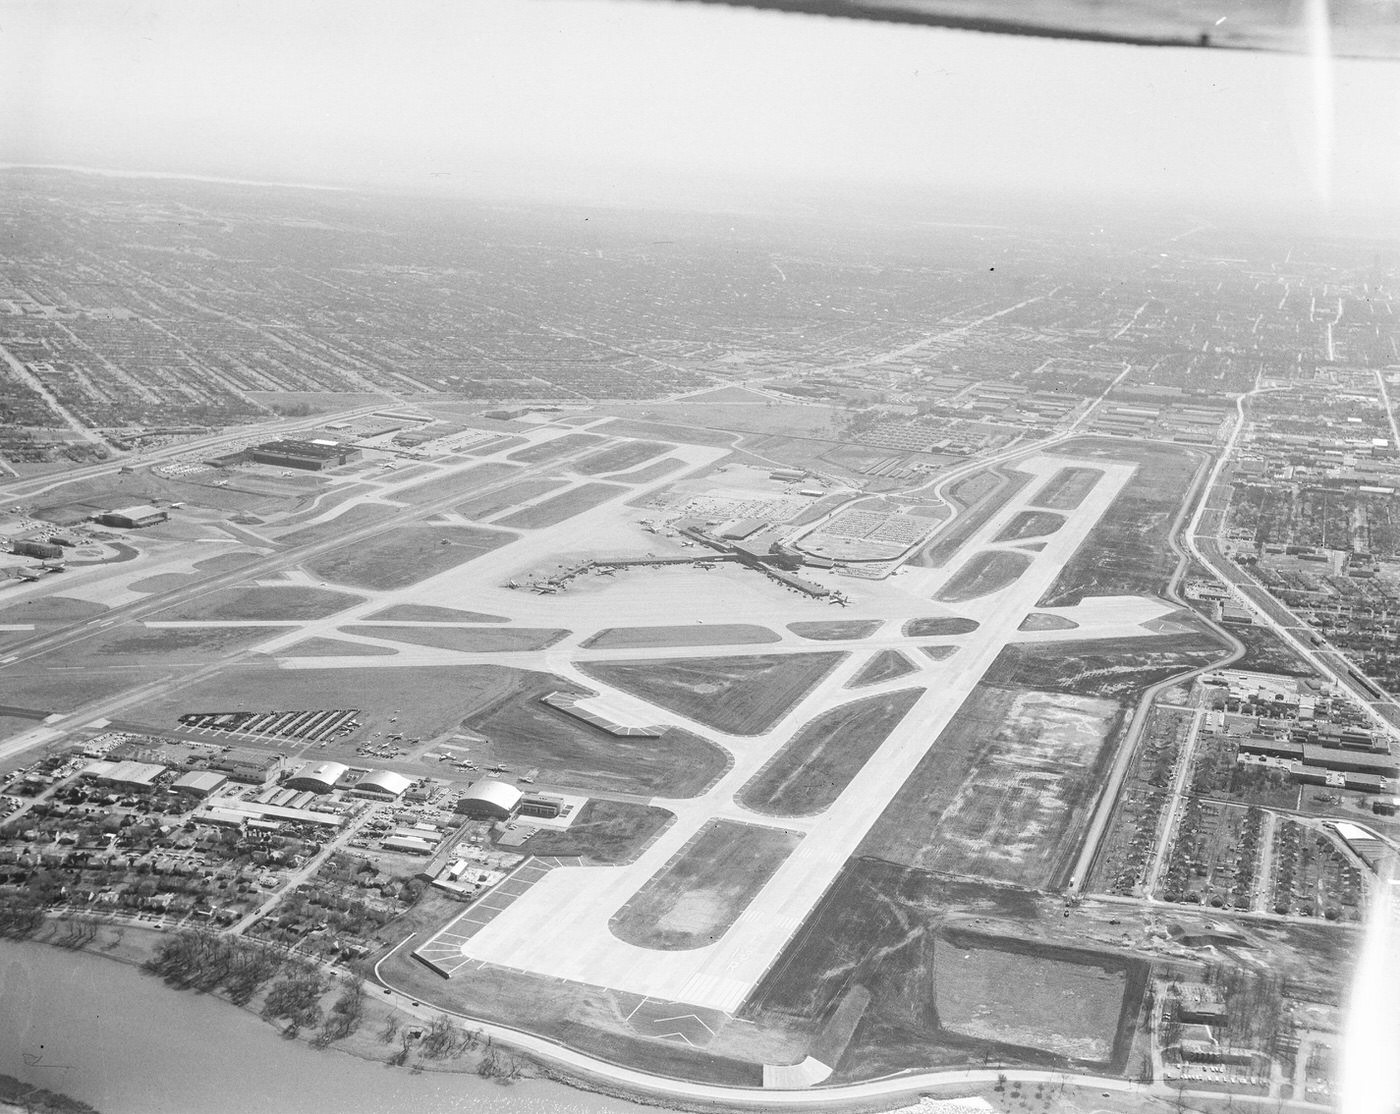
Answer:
[95, 505, 169, 529]
[285, 761, 350, 794]
[351, 769, 412, 800]
[456, 779, 522, 821]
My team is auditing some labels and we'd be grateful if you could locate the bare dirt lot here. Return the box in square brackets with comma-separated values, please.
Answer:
[934, 550, 1032, 603]
[342, 625, 569, 652]
[520, 800, 675, 863]
[847, 649, 918, 688]
[738, 687, 924, 816]
[579, 651, 846, 735]
[303, 524, 516, 590]
[493, 482, 627, 529]
[609, 819, 801, 950]
[580, 624, 780, 649]
[150, 586, 361, 622]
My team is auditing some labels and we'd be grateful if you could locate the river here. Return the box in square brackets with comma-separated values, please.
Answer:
[0, 939, 653, 1114]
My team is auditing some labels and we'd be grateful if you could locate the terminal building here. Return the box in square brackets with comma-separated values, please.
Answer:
[94, 505, 168, 529]
[247, 439, 361, 471]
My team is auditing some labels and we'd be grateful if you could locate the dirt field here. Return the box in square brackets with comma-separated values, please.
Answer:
[738, 687, 924, 816]
[391, 461, 519, 504]
[786, 620, 883, 641]
[573, 441, 670, 475]
[993, 509, 1067, 541]
[581, 624, 779, 649]
[463, 672, 731, 797]
[451, 477, 569, 520]
[609, 819, 801, 950]
[0, 596, 109, 623]
[579, 651, 846, 735]
[150, 586, 361, 622]
[857, 684, 1120, 888]
[492, 482, 628, 529]
[343, 624, 569, 652]
[847, 649, 918, 687]
[903, 616, 979, 636]
[505, 432, 605, 464]
[1028, 466, 1104, 510]
[272, 502, 399, 547]
[303, 524, 515, 590]
[915, 466, 1032, 567]
[934, 550, 1032, 603]
[519, 800, 675, 863]
[361, 603, 508, 622]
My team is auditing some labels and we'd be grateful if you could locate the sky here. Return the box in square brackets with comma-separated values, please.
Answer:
[3, 0, 1399, 219]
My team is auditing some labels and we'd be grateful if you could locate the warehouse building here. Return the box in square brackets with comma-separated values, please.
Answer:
[285, 761, 350, 794]
[80, 759, 166, 788]
[94, 505, 168, 529]
[247, 439, 361, 471]
[455, 779, 522, 820]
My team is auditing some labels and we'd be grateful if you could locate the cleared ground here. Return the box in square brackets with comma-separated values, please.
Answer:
[361, 603, 508, 623]
[493, 482, 627, 529]
[1028, 466, 1104, 510]
[786, 620, 883, 641]
[847, 649, 918, 687]
[342, 624, 569, 652]
[303, 524, 515, 590]
[574, 441, 671, 475]
[609, 820, 801, 951]
[150, 586, 360, 622]
[520, 800, 675, 864]
[580, 624, 780, 649]
[579, 651, 846, 735]
[993, 509, 1066, 541]
[737, 687, 924, 816]
[934, 550, 1032, 602]
[902, 616, 979, 637]
[452, 477, 569, 520]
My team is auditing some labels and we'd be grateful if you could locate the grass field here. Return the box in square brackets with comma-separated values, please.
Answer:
[1227, 622, 1317, 677]
[903, 616, 979, 637]
[273, 502, 399, 547]
[738, 687, 924, 816]
[1018, 612, 1079, 632]
[608, 457, 686, 484]
[848, 650, 919, 687]
[920, 645, 959, 661]
[519, 800, 675, 863]
[463, 672, 731, 797]
[580, 625, 779, 649]
[452, 477, 569, 520]
[594, 417, 738, 447]
[0, 666, 171, 713]
[1039, 441, 1202, 606]
[42, 623, 284, 665]
[303, 525, 515, 590]
[1028, 466, 1103, 510]
[391, 461, 519, 505]
[610, 819, 801, 950]
[983, 633, 1227, 698]
[493, 482, 627, 529]
[191, 551, 261, 573]
[150, 586, 360, 622]
[914, 466, 1032, 567]
[505, 432, 605, 464]
[128, 573, 198, 593]
[579, 651, 845, 735]
[362, 603, 508, 623]
[342, 625, 569, 652]
[993, 509, 1066, 541]
[573, 441, 670, 475]
[277, 637, 396, 657]
[934, 550, 1032, 602]
[786, 620, 883, 641]
[0, 596, 109, 624]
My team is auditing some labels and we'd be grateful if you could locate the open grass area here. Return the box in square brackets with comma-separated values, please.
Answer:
[1028, 466, 1104, 510]
[0, 596, 109, 624]
[993, 509, 1066, 541]
[451, 477, 568, 520]
[914, 465, 1032, 568]
[492, 482, 627, 529]
[0, 666, 174, 713]
[150, 586, 361, 622]
[595, 417, 737, 447]
[738, 687, 924, 816]
[580, 651, 845, 735]
[848, 650, 919, 688]
[920, 645, 959, 661]
[610, 819, 800, 950]
[40, 622, 283, 665]
[1018, 612, 1079, 632]
[1228, 622, 1317, 677]
[857, 684, 1120, 888]
[984, 632, 1227, 698]
[128, 573, 198, 593]
[463, 671, 730, 797]
[272, 502, 399, 547]
[608, 457, 687, 484]
[580, 624, 779, 649]
[786, 620, 883, 641]
[390, 461, 519, 505]
[1039, 440, 1203, 606]
[505, 432, 605, 464]
[191, 551, 261, 573]
[903, 616, 979, 637]
[303, 524, 515, 590]
[934, 550, 1032, 602]
[519, 800, 675, 863]
[574, 441, 671, 475]
[362, 603, 508, 622]
[342, 624, 569, 652]
[276, 637, 396, 657]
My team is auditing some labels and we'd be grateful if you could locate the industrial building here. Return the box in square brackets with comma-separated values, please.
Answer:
[208, 750, 285, 785]
[171, 771, 228, 799]
[80, 760, 166, 788]
[455, 779, 523, 820]
[518, 794, 564, 819]
[247, 439, 361, 471]
[11, 539, 62, 559]
[94, 505, 168, 529]
[196, 797, 344, 829]
[285, 761, 350, 794]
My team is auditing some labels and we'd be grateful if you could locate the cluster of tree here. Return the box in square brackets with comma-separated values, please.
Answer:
[260, 966, 328, 1036]
[145, 928, 286, 1004]
[311, 976, 366, 1048]
[0, 1072, 102, 1114]
[0, 897, 46, 939]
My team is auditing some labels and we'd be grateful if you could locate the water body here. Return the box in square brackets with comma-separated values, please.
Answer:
[0, 939, 649, 1114]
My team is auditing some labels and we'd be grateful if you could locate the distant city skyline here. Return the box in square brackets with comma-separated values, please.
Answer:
[3, 0, 1400, 220]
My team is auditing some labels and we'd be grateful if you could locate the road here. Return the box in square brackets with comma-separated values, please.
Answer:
[1141, 707, 1206, 898]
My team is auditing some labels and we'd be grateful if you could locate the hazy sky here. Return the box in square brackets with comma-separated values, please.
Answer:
[3, 0, 1399, 216]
